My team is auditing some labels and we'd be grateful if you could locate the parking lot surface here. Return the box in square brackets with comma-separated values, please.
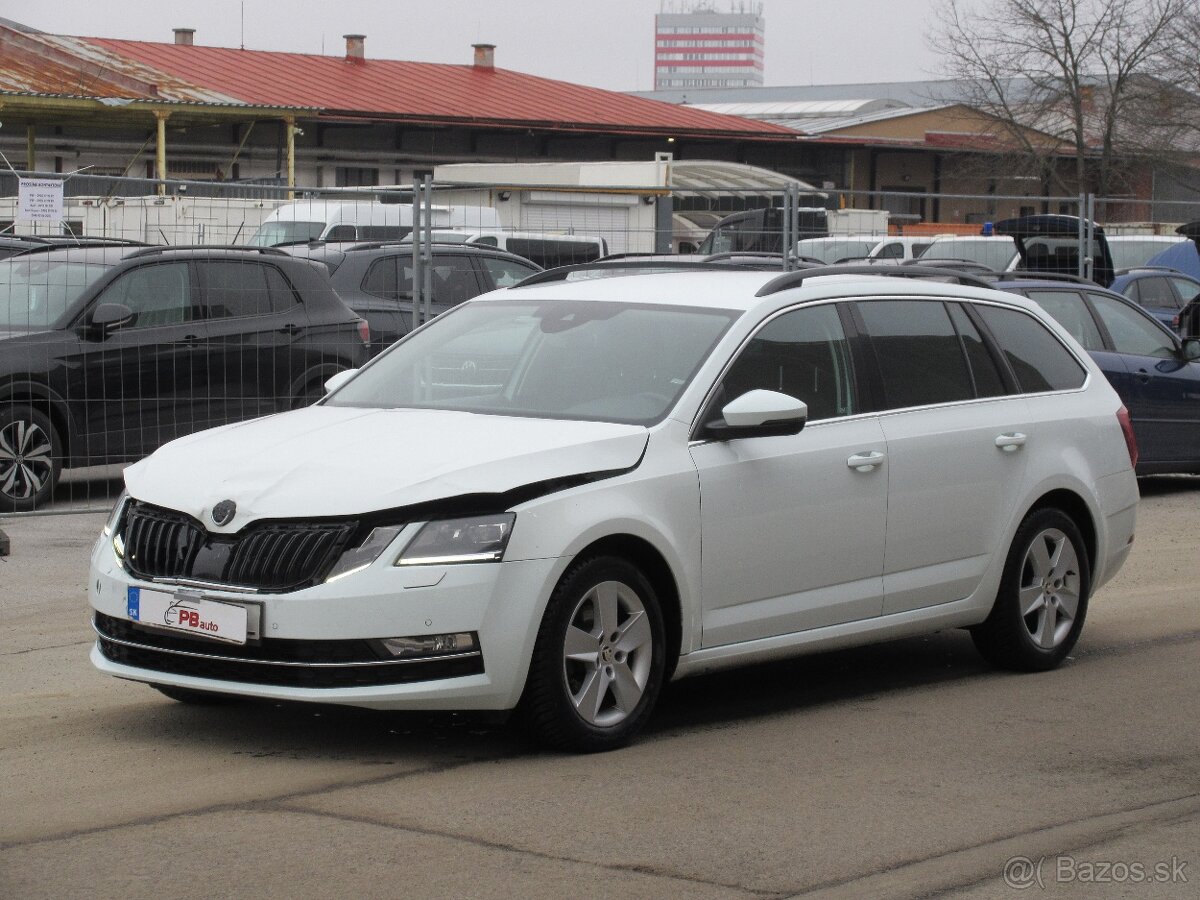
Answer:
[2, 478, 1198, 899]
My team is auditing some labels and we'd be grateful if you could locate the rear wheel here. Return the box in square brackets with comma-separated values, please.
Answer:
[0, 405, 61, 512]
[972, 508, 1091, 671]
[520, 556, 666, 752]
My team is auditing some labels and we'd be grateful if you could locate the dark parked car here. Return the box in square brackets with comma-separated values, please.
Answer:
[0, 244, 369, 510]
[993, 215, 1115, 286]
[1108, 268, 1200, 331]
[995, 277, 1200, 474]
[282, 241, 541, 354]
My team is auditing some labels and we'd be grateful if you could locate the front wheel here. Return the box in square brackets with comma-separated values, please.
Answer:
[972, 508, 1091, 671]
[0, 405, 61, 512]
[520, 556, 666, 752]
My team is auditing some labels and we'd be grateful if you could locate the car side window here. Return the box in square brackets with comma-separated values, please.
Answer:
[947, 303, 1006, 397]
[1135, 276, 1177, 308]
[878, 242, 903, 259]
[324, 225, 356, 242]
[858, 299, 975, 409]
[1088, 293, 1176, 359]
[264, 266, 299, 309]
[1169, 277, 1200, 306]
[481, 257, 538, 288]
[976, 305, 1087, 391]
[202, 261, 275, 319]
[362, 258, 400, 300]
[100, 262, 194, 328]
[429, 258, 480, 306]
[1024, 290, 1105, 351]
[718, 304, 855, 421]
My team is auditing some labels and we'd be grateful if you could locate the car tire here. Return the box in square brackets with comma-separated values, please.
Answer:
[520, 555, 666, 753]
[0, 405, 61, 513]
[151, 684, 241, 705]
[971, 508, 1091, 672]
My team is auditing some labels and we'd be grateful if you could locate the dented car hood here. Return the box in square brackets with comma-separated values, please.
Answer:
[123, 406, 648, 530]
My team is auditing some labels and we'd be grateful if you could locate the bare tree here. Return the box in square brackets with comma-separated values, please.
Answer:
[930, 0, 1187, 197]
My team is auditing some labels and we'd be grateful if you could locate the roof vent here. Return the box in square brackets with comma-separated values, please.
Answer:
[173, 28, 195, 46]
[473, 43, 496, 70]
[344, 34, 366, 62]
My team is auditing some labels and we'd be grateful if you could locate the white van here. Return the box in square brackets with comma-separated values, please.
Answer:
[398, 229, 608, 269]
[919, 235, 1020, 271]
[794, 235, 933, 264]
[249, 201, 501, 247]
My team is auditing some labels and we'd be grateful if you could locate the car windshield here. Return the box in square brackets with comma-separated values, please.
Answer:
[920, 238, 1018, 269]
[249, 221, 325, 247]
[794, 239, 878, 263]
[0, 257, 111, 330]
[327, 298, 738, 425]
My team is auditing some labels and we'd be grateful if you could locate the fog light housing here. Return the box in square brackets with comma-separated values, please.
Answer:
[377, 632, 478, 658]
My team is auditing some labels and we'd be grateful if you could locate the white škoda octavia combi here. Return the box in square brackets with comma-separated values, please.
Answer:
[90, 268, 1139, 751]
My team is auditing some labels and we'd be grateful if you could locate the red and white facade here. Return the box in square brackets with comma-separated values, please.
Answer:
[654, 4, 765, 91]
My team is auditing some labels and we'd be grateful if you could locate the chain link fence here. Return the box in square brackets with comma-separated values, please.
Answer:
[1, 171, 1197, 519]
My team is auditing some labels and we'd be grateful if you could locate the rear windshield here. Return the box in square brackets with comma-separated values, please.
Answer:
[0, 257, 111, 330]
[794, 239, 878, 263]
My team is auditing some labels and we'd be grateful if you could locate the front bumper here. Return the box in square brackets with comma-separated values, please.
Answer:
[88, 530, 565, 711]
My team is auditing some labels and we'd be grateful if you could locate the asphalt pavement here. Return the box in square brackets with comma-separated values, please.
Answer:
[1, 477, 1197, 899]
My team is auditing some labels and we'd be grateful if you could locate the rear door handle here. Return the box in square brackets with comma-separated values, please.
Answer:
[847, 450, 886, 472]
[176, 334, 202, 347]
[278, 323, 302, 336]
[995, 432, 1027, 452]
[1134, 368, 1151, 384]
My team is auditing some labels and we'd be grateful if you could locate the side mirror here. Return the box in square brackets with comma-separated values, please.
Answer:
[704, 389, 808, 441]
[324, 368, 358, 393]
[89, 303, 134, 337]
[1182, 339, 1200, 362]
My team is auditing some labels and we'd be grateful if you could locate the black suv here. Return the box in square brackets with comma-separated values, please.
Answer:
[283, 241, 541, 353]
[0, 245, 369, 510]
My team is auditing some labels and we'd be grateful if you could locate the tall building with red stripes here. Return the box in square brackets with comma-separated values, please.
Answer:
[654, 2, 765, 91]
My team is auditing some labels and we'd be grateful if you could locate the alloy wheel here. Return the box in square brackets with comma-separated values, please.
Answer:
[1018, 527, 1081, 649]
[562, 579, 654, 727]
[0, 419, 54, 501]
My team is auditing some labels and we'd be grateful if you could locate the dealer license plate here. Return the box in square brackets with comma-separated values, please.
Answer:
[127, 587, 249, 645]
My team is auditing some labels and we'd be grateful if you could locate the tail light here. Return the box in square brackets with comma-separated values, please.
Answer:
[1116, 406, 1138, 469]
[356, 318, 371, 345]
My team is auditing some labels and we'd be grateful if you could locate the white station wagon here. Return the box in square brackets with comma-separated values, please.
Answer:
[90, 268, 1139, 751]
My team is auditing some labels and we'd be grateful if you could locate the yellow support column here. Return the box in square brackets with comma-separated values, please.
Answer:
[155, 111, 170, 195]
[285, 116, 296, 199]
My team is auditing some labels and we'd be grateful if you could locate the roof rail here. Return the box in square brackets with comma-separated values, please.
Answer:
[755, 265, 995, 297]
[513, 259, 770, 288]
[1114, 265, 1184, 276]
[10, 237, 154, 256]
[991, 271, 1098, 284]
[123, 244, 289, 259]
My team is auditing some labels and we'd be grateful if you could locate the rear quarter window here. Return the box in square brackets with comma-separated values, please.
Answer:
[976, 305, 1087, 392]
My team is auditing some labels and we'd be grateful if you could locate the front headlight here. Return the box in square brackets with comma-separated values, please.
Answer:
[395, 513, 516, 566]
[102, 491, 129, 538]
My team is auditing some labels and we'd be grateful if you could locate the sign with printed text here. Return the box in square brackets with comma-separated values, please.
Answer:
[17, 177, 65, 222]
[127, 587, 248, 644]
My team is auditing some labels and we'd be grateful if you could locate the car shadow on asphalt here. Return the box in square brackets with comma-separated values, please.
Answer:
[1136, 474, 1200, 497]
[95, 629, 995, 759]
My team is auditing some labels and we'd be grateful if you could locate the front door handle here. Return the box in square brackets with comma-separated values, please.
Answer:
[847, 450, 886, 472]
[995, 432, 1027, 452]
[278, 323, 302, 336]
[1134, 368, 1151, 384]
[176, 334, 202, 347]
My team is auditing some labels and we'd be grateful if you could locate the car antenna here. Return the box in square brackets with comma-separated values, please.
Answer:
[231, 222, 244, 244]
[159, 228, 170, 246]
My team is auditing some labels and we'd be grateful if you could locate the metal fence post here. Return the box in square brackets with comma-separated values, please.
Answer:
[421, 175, 433, 325]
[411, 176, 422, 332]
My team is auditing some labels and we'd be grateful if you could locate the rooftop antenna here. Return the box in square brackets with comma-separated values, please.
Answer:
[240, 2, 245, 50]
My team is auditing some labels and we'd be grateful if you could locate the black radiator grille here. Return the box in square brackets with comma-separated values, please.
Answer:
[119, 501, 357, 592]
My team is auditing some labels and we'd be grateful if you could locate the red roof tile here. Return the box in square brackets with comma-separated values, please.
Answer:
[86, 38, 793, 139]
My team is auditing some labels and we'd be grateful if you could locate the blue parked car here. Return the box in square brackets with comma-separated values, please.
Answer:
[995, 277, 1200, 475]
[1108, 268, 1200, 332]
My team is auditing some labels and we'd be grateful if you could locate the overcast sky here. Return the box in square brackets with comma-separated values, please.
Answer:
[8, 0, 960, 91]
